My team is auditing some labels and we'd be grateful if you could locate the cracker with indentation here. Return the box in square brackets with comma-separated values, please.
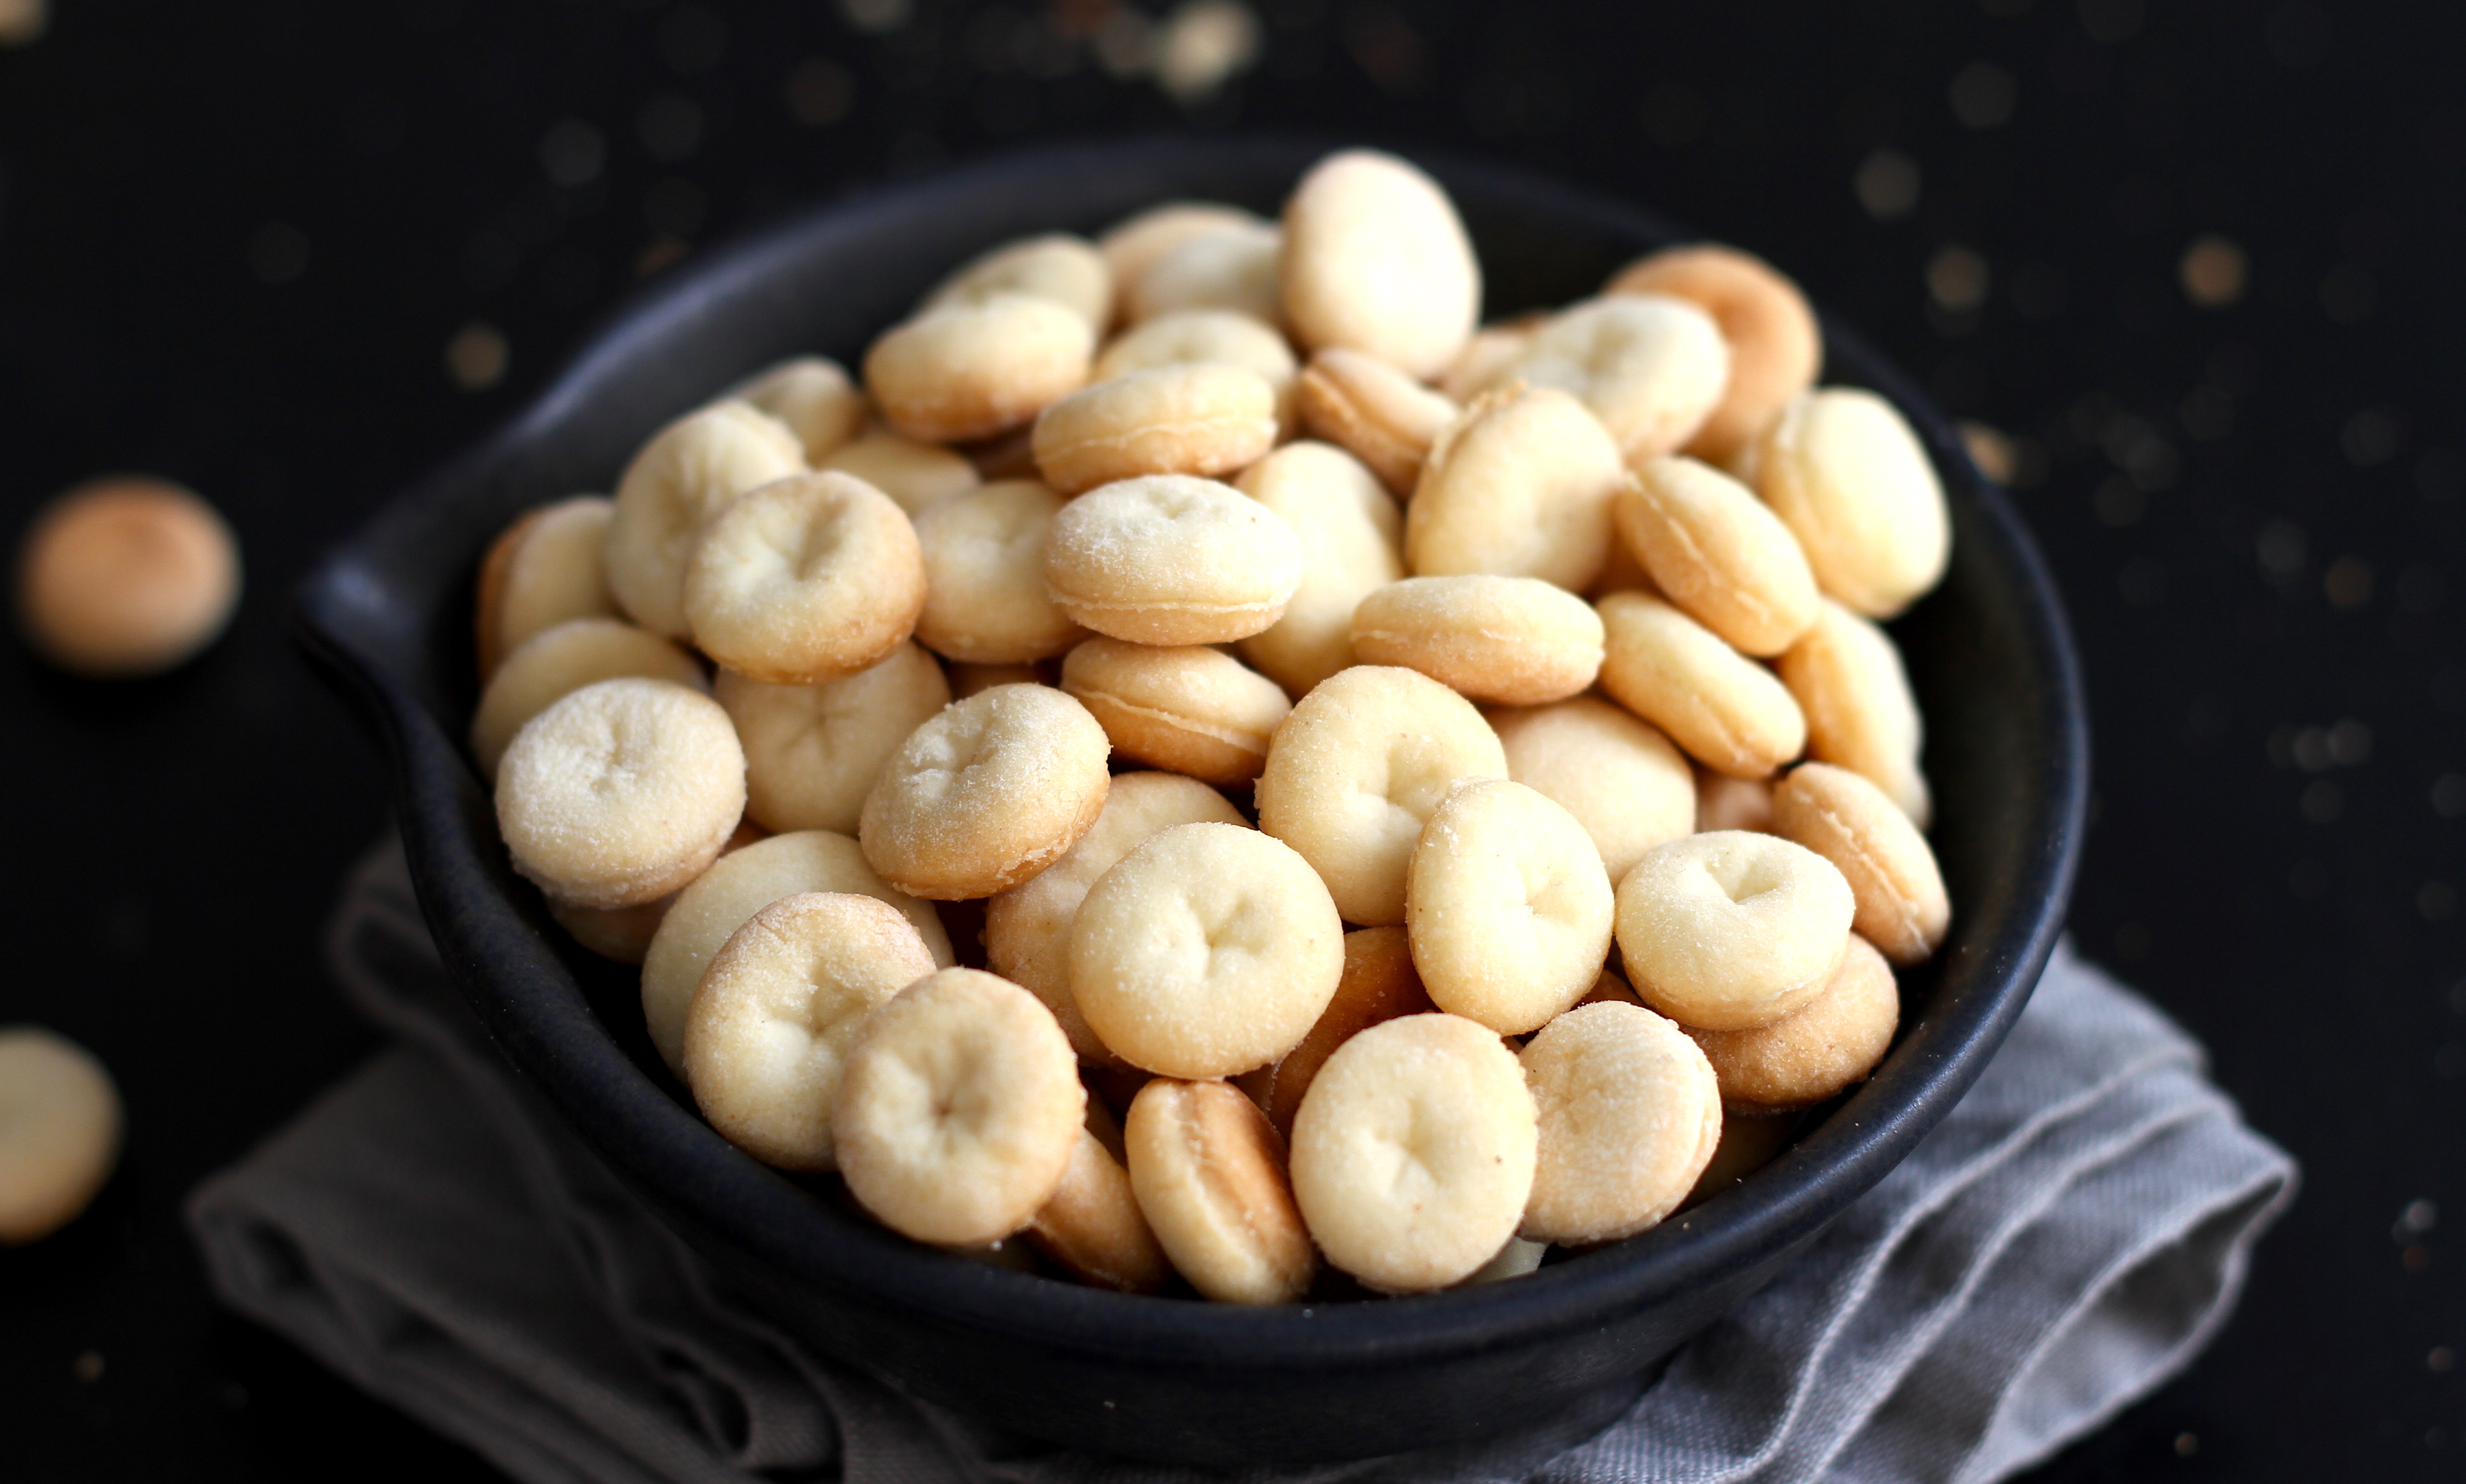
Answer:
[1044, 474, 1302, 646]
[1407, 779, 1613, 1035]
[607, 401, 808, 638]
[1614, 830, 1853, 1032]
[1520, 1000, 1721, 1245]
[716, 641, 950, 835]
[912, 479, 1086, 664]
[1254, 665, 1507, 926]
[472, 618, 705, 780]
[1288, 1012, 1536, 1293]
[1608, 244, 1821, 465]
[1488, 696, 1695, 883]
[682, 470, 925, 685]
[1485, 296, 1729, 465]
[1685, 932, 1898, 1110]
[640, 829, 952, 1074]
[1069, 822, 1344, 1079]
[832, 968, 1084, 1246]
[858, 683, 1112, 900]
[682, 891, 940, 1171]
[495, 677, 746, 911]
[985, 772, 1246, 1067]
[1406, 384, 1626, 593]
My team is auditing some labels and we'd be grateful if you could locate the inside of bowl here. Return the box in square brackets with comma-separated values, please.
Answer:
[302, 136, 2081, 1339]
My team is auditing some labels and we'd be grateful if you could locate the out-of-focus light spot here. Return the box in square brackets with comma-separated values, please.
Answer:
[1854, 149, 1921, 220]
[1959, 421, 2016, 483]
[2286, 726, 2330, 772]
[2436, 773, 2466, 818]
[638, 94, 703, 161]
[446, 322, 508, 391]
[1047, 0, 1114, 41]
[1344, 3, 1428, 95]
[1094, 7, 1157, 77]
[1155, 1, 1261, 103]
[2323, 555, 2375, 609]
[658, 6, 728, 75]
[2341, 407, 2404, 467]
[635, 238, 689, 279]
[2255, 519, 2306, 581]
[2179, 235, 2246, 307]
[1927, 246, 1989, 312]
[1641, 82, 1710, 148]
[249, 222, 309, 285]
[538, 119, 606, 187]
[2421, 881, 2459, 921]
[2077, 0, 2143, 44]
[2173, 1433, 2199, 1458]
[0, 0, 46, 46]
[2397, 1199, 2440, 1238]
[786, 59, 856, 126]
[839, 0, 912, 33]
[2326, 718, 2372, 765]
[1949, 61, 2016, 128]
[2320, 263, 2376, 323]
[2431, 1345, 2459, 1374]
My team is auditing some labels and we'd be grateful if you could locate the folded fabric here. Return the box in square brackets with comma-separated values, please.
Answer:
[188, 841, 2296, 1484]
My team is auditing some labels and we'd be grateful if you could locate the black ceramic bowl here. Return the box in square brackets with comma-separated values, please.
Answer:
[298, 137, 2087, 1467]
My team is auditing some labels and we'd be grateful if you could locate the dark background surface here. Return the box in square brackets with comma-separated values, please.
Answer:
[0, 0, 2458, 1478]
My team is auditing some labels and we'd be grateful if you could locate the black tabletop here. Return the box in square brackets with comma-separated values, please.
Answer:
[2, 2, 2458, 1479]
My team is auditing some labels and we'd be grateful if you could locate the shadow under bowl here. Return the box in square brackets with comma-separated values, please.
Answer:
[297, 136, 2088, 1467]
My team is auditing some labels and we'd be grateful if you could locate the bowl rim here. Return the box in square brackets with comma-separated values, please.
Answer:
[297, 133, 2090, 1373]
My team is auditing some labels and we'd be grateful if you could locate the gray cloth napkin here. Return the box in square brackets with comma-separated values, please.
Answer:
[188, 842, 2297, 1484]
